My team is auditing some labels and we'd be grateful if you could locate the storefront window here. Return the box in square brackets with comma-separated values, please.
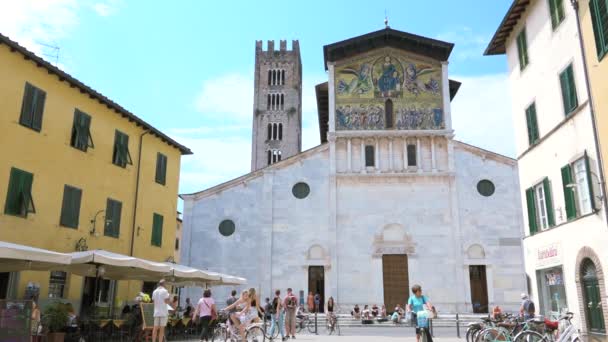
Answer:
[537, 266, 568, 319]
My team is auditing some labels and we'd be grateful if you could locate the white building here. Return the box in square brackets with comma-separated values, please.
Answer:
[486, 0, 608, 336]
[181, 27, 526, 313]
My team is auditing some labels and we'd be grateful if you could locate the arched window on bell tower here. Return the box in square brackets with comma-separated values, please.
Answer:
[385, 99, 393, 129]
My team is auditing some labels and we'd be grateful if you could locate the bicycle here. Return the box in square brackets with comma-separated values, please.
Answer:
[294, 313, 317, 333]
[325, 311, 340, 336]
[263, 314, 279, 340]
[514, 312, 579, 342]
[212, 311, 266, 342]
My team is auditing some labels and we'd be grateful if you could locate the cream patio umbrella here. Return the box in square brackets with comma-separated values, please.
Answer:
[0, 241, 72, 272]
[66, 250, 171, 281]
[163, 263, 221, 286]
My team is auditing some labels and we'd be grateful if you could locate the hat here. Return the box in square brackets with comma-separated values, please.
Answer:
[521, 293, 529, 299]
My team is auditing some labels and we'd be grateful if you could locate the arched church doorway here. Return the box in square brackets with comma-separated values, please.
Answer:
[382, 254, 409, 312]
[467, 244, 488, 313]
[581, 258, 605, 333]
[308, 266, 324, 313]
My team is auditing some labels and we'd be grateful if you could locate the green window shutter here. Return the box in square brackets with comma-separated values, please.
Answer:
[151, 213, 163, 247]
[517, 29, 529, 70]
[31, 88, 46, 131]
[19, 83, 35, 128]
[105, 199, 122, 238]
[525, 188, 538, 235]
[525, 103, 539, 145]
[561, 164, 577, 220]
[71, 110, 94, 151]
[560, 65, 578, 114]
[5, 168, 35, 217]
[590, 0, 608, 59]
[60, 185, 82, 228]
[155, 153, 167, 185]
[585, 152, 597, 211]
[549, 0, 565, 29]
[113, 131, 132, 167]
[543, 178, 556, 227]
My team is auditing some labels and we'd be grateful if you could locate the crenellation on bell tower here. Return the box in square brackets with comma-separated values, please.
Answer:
[251, 40, 302, 171]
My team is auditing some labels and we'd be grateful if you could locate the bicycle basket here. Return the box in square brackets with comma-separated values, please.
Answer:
[529, 321, 545, 334]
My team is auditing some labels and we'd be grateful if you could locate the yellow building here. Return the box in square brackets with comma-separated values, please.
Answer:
[578, 0, 608, 202]
[0, 33, 191, 314]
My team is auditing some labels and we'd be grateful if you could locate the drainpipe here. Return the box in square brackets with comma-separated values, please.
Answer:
[130, 130, 150, 256]
[570, 0, 608, 224]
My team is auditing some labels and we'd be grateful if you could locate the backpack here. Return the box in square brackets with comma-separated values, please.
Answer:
[523, 300, 535, 315]
[286, 296, 296, 311]
[269, 297, 279, 314]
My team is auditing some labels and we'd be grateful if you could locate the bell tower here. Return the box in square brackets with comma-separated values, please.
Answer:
[251, 40, 302, 171]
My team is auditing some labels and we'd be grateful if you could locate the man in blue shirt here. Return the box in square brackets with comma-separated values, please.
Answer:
[407, 284, 434, 342]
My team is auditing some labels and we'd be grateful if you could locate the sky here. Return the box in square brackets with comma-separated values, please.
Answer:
[0, 0, 516, 198]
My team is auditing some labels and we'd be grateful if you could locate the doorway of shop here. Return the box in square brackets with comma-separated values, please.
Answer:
[582, 259, 606, 333]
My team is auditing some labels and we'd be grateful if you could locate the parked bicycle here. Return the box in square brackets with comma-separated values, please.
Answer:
[262, 314, 279, 340]
[295, 313, 316, 333]
[514, 312, 579, 342]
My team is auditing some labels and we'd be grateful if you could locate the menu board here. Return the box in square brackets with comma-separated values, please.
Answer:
[140, 303, 155, 329]
[0, 300, 33, 342]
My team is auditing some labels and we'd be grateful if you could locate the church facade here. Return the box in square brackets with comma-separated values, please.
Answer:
[181, 28, 526, 313]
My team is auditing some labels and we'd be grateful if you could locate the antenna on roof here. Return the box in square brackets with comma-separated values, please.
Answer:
[384, 9, 389, 28]
[36, 41, 60, 67]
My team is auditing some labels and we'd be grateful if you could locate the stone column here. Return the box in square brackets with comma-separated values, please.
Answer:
[375, 137, 380, 172]
[416, 137, 422, 173]
[431, 136, 437, 172]
[403, 138, 408, 172]
[347, 138, 352, 173]
[360, 139, 365, 173]
[388, 138, 394, 172]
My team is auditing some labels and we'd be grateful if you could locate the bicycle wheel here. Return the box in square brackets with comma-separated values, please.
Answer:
[513, 330, 545, 342]
[246, 325, 265, 342]
[478, 328, 510, 342]
[211, 325, 226, 342]
[307, 318, 317, 333]
[325, 318, 334, 335]
[264, 320, 279, 340]
[295, 319, 303, 333]
[420, 328, 428, 342]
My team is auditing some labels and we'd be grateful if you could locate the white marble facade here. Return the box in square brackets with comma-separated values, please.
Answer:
[181, 29, 527, 313]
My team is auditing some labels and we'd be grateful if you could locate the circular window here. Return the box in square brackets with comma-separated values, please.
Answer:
[218, 220, 235, 237]
[292, 182, 310, 199]
[477, 180, 495, 197]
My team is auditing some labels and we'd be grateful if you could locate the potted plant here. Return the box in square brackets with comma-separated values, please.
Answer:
[42, 302, 68, 342]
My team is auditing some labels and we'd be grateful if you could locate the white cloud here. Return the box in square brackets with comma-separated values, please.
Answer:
[180, 72, 327, 193]
[451, 73, 515, 158]
[194, 74, 254, 119]
[0, 0, 79, 56]
[92, 3, 112, 16]
[436, 27, 490, 61]
[92, 0, 121, 17]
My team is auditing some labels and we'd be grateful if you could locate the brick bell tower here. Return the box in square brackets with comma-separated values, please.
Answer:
[251, 40, 302, 171]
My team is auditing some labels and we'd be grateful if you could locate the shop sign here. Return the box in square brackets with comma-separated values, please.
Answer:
[536, 243, 562, 268]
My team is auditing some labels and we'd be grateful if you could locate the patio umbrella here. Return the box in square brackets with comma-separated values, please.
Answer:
[66, 250, 171, 281]
[0, 241, 71, 272]
[163, 263, 221, 286]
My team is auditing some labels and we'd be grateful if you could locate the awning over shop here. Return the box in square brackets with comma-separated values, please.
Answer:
[0, 241, 71, 271]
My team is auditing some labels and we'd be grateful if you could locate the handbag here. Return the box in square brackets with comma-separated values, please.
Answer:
[203, 299, 217, 320]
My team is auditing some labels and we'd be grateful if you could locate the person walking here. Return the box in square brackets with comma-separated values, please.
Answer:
[519, 293, 535, 320]
[307, 291, 314, 313]
[407, 284, 433, 342]
[194, 289, 216, 341]
[284, 288, 298, 339]
[269, 289, 286, 341]
[151, 279, 171, 342]
[226, 290, 238, 314]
